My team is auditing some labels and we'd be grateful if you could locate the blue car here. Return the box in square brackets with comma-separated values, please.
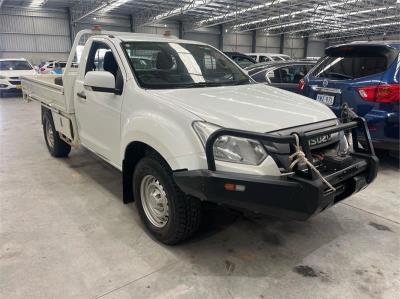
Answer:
[300, 41, 399, 152]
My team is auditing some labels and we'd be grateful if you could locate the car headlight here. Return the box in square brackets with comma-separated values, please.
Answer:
[0, 75, 7, 79]
[193, 121, 268, 165]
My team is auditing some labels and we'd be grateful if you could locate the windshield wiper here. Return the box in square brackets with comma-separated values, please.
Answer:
[181, 82, 226, 88]
[232, 78, 251, 85]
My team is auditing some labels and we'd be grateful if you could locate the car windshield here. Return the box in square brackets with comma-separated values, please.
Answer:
[122, 42, 251, 89]
[0, 60, 33, 71]
[271, 56, 282, 61]
[231, 56, 255, 68]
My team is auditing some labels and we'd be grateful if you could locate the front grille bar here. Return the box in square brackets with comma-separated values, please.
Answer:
[205, 117, 374, 174]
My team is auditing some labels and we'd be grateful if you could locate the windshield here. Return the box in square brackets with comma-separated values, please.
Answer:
[231, 56, 255, 68]
[0, 60, 33, 71]
[271, 56, 282, 61]
[122, 42, 251, 89]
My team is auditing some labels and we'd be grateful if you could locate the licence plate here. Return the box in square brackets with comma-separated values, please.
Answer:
[15, 84, 22, 89]
[316, 94, 334, 106]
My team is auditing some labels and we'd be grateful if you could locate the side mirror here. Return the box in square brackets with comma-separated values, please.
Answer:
[84, 71, 116, 93]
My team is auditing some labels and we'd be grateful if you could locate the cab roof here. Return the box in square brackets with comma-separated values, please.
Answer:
[97, 32, 208, 45]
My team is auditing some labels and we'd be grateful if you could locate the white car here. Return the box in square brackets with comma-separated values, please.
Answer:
[21, 30, 378, 244]
[39, 60, 67, 74]
[0, 58, 36, 97]
[246, 53, 292, 63]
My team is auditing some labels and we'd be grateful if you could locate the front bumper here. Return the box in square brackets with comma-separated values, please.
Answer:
[174, 153, 378, 220]
[174, 117, 379, 220]
[0, 78, 22, 93]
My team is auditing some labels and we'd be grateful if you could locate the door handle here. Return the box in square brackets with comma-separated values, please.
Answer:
[77, 91, 86, 100]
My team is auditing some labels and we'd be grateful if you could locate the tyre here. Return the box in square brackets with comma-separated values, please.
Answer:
[133, 153, 201, 245]
[42, 111, 71, 157]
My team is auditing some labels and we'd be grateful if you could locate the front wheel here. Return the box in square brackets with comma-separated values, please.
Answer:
[42, 111, 71, 157]
[133, 154, 201, 245]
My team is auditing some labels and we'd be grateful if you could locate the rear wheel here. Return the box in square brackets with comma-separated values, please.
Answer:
[133, 153, 201, 245]
[42, 111, 71, 157]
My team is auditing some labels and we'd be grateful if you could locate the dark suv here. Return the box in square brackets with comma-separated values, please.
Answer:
[301, 41, 399, 152]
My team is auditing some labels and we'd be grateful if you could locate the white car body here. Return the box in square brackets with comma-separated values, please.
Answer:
[20, 30, 378, 242]
[246, 53, 292, 63]
[0, 58, 36, 94]
[21, 30, 335, 176]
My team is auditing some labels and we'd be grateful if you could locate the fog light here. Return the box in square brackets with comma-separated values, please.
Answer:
[224, 183, 246, 192]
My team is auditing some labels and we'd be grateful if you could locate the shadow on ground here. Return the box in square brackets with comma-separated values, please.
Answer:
[58, 147, 353, 279]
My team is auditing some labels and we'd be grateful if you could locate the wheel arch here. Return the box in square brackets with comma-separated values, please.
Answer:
[41, 105, 51, 124]
[122, 141, 172, 204]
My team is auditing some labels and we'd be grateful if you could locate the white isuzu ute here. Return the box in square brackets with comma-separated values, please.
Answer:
[22, 30, 378, 244]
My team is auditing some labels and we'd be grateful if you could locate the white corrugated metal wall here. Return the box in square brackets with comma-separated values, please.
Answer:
[307, 40, 326, 58]
[283, 36, 304, 58]
[256, 34, 281, 54]
[0, 6, 327, 64]
[0, 7, 71, 63]
[74, 14, 131, 35]
[184, 27, 219, 48]
[137, 21, 180, 37]
[223, 31, 253, 53]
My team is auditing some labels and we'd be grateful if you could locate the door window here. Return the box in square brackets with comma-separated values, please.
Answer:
[267, 69, 282, 83]
[287, 65, 311, 83]
[85, 41, 123, 91]
[267, 65, 311, 84]
[259, 56, 271, 63]
[232, 56, 255, 68]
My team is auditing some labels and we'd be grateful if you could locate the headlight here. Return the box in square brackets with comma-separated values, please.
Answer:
[193, 121, 268, 165]
[0, 75, 7, 79]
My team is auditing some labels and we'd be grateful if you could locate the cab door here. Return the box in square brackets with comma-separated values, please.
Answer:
[74, 40, 125, 166]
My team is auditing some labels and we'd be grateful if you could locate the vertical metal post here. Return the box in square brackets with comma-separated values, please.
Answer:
[303, 35, 309, 58]
[129, 15, 135, 32]
[67, 8, 74, 49]
[279, 33, 284, 54]
[178, 21, 183, 39]
[219, 24, 224, 50]
[251, 30, 256, 53]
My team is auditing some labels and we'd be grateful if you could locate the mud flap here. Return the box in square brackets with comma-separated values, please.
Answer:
[122, 159, 134, 204]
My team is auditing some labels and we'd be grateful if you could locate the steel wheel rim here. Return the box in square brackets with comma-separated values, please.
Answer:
[45, 119, 55, 149]
[140, 175, 169, 228]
